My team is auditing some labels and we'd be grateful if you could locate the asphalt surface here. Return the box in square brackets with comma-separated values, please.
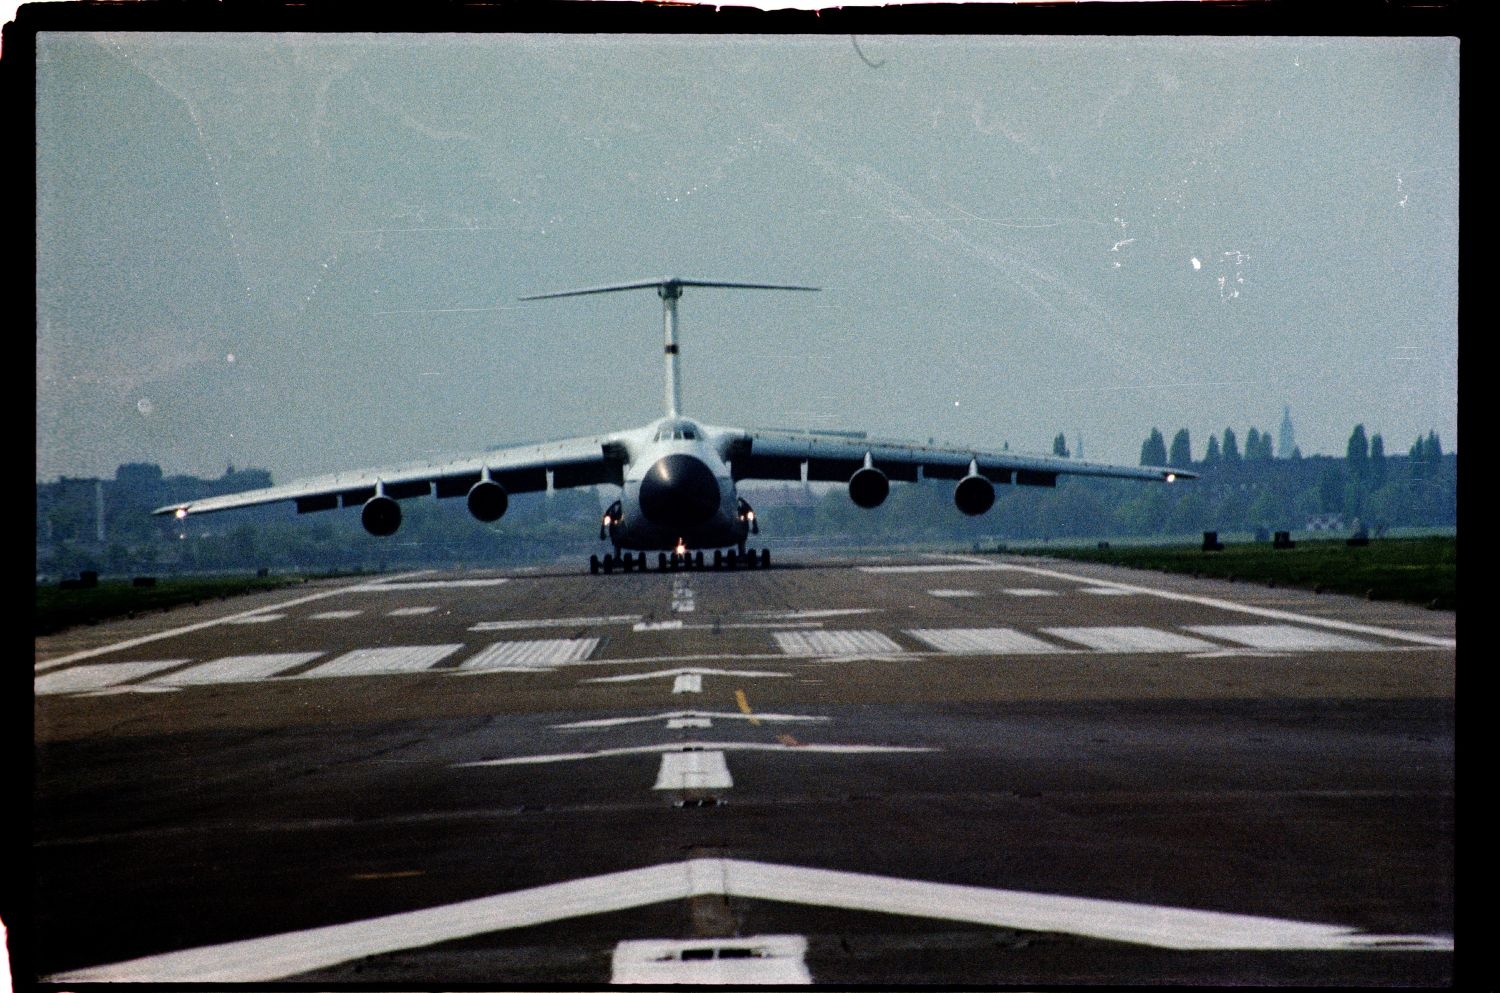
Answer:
[32, 552, 1454, 985]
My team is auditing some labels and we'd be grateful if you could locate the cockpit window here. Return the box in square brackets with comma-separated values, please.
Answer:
[655, 421, 699, 441]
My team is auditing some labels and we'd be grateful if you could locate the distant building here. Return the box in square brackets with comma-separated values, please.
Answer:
[1278, 405, 1296, 459]
[1304, 513, 1345, 531]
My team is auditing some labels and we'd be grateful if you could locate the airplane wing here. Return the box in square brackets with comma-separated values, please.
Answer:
[153, 433, 628, 518]
[724, 428, 1194, 486]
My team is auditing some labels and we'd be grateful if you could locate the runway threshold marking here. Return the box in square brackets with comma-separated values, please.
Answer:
[146, 653, 323, 686]
[673, 674, 703, 694]
[48, 858, 1451, 981]
[612, 935, 811, 984]
[654, 751, 733, 789]
[772, 630, 906, 657]
[943, 556, 1456, 648]
[458, 638, 600, 671]
[34, 659, 191, 695]
[290, 645, 463, 678]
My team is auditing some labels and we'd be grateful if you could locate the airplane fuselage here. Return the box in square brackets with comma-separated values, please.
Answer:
[608, 417, 749, 553]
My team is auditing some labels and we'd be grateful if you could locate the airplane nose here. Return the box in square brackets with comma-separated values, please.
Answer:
[640, 454, 721, 527]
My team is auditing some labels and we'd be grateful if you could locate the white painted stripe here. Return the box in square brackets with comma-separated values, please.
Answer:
[50, 858, 1451, 980]
[1082, 587, 1137, 596]
[309, 610, 362, 620]
[387, 606, 437, 616]
[1004, 588, 1061, 597]
[471, 614, 640, 631]
[553, 711, 828, 730]
[773, 630, 905, 656]
[741, 608, 878, 620]
[654, 751, 733, 789]
[349, 578, 509, 590]
[858, 567, 1008, 576]
[585, 668, 789, 684]
[293, 644, 462, 678]
[1043, 626, 1221, 653]
[906, 628, 1066, 655]
[461, 741, 938, 767]
[672, 674, 703, 694]
[612, 935, 811, 985]
[667, 717, 712, 729]
[148, 653, 322, 686]
[945, 556, 1455, 648]
[35, 660, 190, 695]
[927, 589, 978, 598]
[1184, 624, 1382, 651]
[634, 620, 685, 632]
[460, 639, 599, 671]
[33, 572, 435, 672]
[226, 613, 285, 624]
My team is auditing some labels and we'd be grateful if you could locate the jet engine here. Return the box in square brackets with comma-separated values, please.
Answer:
[361, 494, 402, 536]
[954, 474, 996, 516]
[467, 479, 509, 522]
[848, 466, 890, 509]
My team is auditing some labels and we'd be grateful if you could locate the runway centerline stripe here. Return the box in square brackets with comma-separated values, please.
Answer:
[1043, 626, 1221, 653]
[654, 751, 732, 789]
[293, 645, 463, 678]
[46, 858, 1451, 981]
[146, 653, 323, 686]
[945, 556, 1455, 648]
[34, 659, 191, 695]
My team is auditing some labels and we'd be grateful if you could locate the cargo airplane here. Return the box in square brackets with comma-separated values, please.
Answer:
[155, 278, 1194, 572]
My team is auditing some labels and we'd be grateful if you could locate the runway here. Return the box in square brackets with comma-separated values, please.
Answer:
[32, 552, 1454, 985]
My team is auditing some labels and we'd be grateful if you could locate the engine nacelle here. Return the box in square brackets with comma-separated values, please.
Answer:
[467, 479, 509, 522]
[848, 466, 890, 509]
[361, 494, 402, 536]
[954, 474, 996, 516]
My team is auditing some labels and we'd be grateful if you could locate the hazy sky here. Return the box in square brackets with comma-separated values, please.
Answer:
[35, 32, 1457, 482]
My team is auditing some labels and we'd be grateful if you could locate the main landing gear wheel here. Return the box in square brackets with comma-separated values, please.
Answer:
[590, 554, 600, 575]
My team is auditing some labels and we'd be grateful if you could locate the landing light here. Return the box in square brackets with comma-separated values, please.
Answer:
[675, 540, 687, 556]
[175, 508, 188, 519]
[1166, 473, 1177, 483]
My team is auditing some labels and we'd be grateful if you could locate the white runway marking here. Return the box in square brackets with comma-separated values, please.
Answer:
[1003, 588, 1061, 597]
[634, 620, 685, 632]
[667, 717, 712, 728]
[1183, 624, 1382, 651]
[1082, 587, 1137, 596]
[553, 711, 828, 730]
[461, 741, 937, 767]
[48, 858, 1451, 981]
[584, 668, 790, 684]
[147, 653, 322, 686]
[859, 564, 1008, 573]
[906, 628, 1067, 655]
[387, 606, 436, 616]
[310, 610, 362, 620]
[34, 571, 434, 672]
[226, 613, 284, 624]
[773, 630, 905, 656]
[293, 644, 463, 678]
[350, 578, 510, 591]
[35, 660, 190, 696]
[927, 589, 978, 598]
[654, 750, 733, 789]
[946, 556, 1455, 648]
[742, 608, 878, 620]
[470, 614, 640, 631]
[672, 674, 703, 694]
[612, 935, 811, 985]
[1043, 626, 1221, 653]
[459, 639, 598, 671]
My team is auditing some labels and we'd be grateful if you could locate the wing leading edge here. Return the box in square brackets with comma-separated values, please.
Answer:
[725, 428, 1195, 487]
[152, 434, 625, 519]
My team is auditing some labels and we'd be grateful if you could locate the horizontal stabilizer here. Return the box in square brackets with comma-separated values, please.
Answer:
[520, 277, 819, 300]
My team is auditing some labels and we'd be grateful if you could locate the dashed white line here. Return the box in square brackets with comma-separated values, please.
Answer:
[1042, 626, 1222, 653]
[147, 653, 322, 686]
[1002, 588, 1061, 597]
[35, 660, 191, 695]
[460, 639, 600, 671]
[387, 606, 437, 616]
[773, 630, 905, 656]
[1183, 624, 1381, 651]
[927, 589, 978, 598]
[226, 613, 285, 624]
[309, 610, 363, 620]
[906, 628, 1067, 655]
[292, 644, 463, 678]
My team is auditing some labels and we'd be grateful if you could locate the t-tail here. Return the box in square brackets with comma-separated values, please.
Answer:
[519, 277, 819, 417]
